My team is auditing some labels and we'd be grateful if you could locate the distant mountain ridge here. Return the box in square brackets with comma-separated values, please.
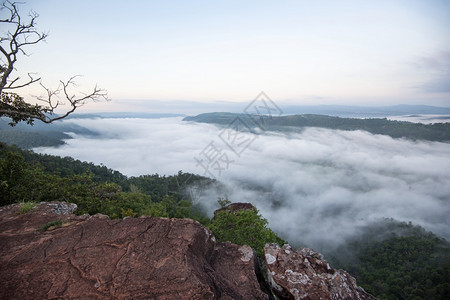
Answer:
[45, 102, 450, 117]
[65, 112, 185, 119]
[97, 101, 450, 117]
[281, 104, 450, 117]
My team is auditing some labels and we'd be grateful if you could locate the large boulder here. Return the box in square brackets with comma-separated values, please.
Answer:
[264, 244, 377, 300]
[0, 202, 267, 299]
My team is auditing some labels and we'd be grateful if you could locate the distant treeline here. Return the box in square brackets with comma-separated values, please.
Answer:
[184, 113, 450, 142]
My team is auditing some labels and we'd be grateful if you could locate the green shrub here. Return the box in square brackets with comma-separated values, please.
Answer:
[208, 205, 285, 256]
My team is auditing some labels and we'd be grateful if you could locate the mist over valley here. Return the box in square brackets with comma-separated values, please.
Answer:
[32, 114, 450, 252]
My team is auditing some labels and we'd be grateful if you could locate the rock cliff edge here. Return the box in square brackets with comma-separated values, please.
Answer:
[0, 202, 376, 299]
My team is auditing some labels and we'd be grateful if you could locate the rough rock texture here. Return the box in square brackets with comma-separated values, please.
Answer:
[0, 202, 377, 299]
[0, 202, 267, 299]
[264, 244, 377, 300]
[213, 202, 255, 217]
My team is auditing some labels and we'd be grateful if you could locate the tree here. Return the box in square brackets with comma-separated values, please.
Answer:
[0, 1, 107, 125]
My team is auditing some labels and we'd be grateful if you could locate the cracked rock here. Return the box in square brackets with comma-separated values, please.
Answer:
[264, 244, 377, 300]
[0, 202, 267, 299]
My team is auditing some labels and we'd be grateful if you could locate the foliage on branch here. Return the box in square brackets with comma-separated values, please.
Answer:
[0, 92, 48, 125]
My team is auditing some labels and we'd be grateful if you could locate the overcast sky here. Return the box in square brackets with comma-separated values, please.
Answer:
[6, 0, 450, 109]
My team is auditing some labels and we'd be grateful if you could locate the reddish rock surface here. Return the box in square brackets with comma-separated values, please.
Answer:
[0, 202, 267, 299]
[0, 202, 377, 299]
[264, 244, 377, 300]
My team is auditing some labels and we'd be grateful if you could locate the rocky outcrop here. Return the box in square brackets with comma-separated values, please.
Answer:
[0, 202, 267, 299]
[0, 202, 376, 299]
[264, 244, 377, 300]
[213, 202, 255, 217]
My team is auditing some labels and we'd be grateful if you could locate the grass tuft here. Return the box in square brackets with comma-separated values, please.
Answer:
[40, 220, 63, 232]
[18, 201, 36, 214]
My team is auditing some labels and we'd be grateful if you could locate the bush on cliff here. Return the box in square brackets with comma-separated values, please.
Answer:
[209, 205, 285, 256]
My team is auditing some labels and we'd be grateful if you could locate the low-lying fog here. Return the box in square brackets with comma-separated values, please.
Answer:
[34, 117, 450, 250]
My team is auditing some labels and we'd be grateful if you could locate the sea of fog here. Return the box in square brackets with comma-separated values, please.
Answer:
[34, 117, 450, 250]
[387, 114, 450, 124]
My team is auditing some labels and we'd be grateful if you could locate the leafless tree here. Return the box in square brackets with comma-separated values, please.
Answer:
[0, 1, 108, 125]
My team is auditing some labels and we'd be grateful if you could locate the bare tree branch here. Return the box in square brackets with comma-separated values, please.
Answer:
[0, 1, 47, 92]
[5, 73, 40, 89]
[33, 77, 109, 123]
[0, 1, 108, 125]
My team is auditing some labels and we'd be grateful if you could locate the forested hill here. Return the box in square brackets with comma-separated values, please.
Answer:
[183, 112, 450, 142]
[0, 117, 98, 149]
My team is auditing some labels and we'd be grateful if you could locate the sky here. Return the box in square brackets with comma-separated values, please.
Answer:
[34, 117, 450, 251]
[4, 0, 450, 110]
